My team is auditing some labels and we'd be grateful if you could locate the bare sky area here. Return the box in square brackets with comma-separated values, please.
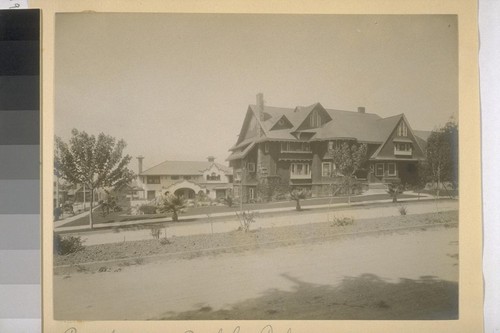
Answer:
[55, 13, 457, 173]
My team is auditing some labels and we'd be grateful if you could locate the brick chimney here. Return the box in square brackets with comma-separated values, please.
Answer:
[357, 107, 366, 114]
[256, 93, 265, 121]
[137, 155, 144, 174]
[207, 156, 215, 163]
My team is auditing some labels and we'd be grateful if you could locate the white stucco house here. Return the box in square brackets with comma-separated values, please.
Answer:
[135, 156, 233, 201]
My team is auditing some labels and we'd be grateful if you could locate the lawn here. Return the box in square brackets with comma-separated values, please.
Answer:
[60, 192, 424, 228]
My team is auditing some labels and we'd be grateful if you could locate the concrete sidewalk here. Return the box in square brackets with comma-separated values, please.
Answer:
[55, 192, 435, 232]
[62, 198, 457, 246]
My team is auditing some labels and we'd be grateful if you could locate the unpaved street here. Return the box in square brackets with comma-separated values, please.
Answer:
[54, 225, 458, 320]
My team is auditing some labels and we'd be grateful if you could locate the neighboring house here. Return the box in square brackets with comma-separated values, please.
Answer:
[227, 93, 431, 201]
[136, 156, 233, 201]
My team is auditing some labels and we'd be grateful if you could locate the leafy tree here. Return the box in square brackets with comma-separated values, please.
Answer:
[290, 188, 307, 211]
[329, 142, 368, 204]
[55, 129, 135, 229]
[158, 194, 186, 222]
[425, 121, 458, 198]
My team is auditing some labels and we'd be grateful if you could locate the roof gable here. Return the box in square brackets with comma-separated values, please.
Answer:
[294, 103, 332, 131]
[370, 115, 426, 160]
[270, 115, 293, 130]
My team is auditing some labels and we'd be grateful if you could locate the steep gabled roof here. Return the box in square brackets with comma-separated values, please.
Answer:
[141, 161, 232, 176]
[228, 99, 428, 161]
[312, 110, 388, 143]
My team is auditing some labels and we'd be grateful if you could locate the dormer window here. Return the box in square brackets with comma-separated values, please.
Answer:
[397, 122, 408, 137]
[310, 110, 321, 128]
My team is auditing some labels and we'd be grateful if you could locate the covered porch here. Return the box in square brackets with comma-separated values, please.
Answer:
[368, 160, 420, 185]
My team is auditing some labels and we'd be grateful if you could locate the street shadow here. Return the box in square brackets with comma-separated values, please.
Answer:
[156, 273, 458, 320]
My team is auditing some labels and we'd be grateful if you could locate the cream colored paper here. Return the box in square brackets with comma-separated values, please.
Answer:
[37, 0, 482, 332]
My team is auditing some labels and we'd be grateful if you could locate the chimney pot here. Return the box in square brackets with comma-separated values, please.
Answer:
[207, 156, 215, 163]
[137, 155, 144, 174]
[357, 107, 366, 114]
[256, 93, 265, 121]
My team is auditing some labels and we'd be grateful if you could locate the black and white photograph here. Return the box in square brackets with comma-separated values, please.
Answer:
[51, 12, 463, 324]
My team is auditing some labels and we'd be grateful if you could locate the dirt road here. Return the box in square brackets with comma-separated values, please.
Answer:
[54, 225, 458, 320]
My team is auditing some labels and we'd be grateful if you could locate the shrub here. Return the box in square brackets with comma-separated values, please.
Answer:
[54, 233, 85, 255]
[223, 196, 234, 208]
[398, 205, 408, 216]
[236, 210, 256, 232]
[158, 194, 186, 222]
[149, 225, 162, 239]
[332, 216, 354, 227]
[387, 183, 404, 203]
[290, 188, 307, 211]
[138, 204, 157, 215]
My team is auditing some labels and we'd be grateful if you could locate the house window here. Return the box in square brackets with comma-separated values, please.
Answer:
[264, 142, 269, 153]
[322, 162, 332, 177]
[397, 122, 408, 137]
[171, 175, 179, 180]
[249, 188, 255, 200]
[375, 163, 384, 177]
[280, 142, 311, 153]
[184, 175, 192, 180]
[394, 143, 412, 156]
[207, 172, 221, 181]
[395, 143, 412, 151]
[387, 163, 397, 176]
[310, 110, 321, 128]
[328, 141, 334, 151]
[290, 163, 311, 179]
[146, 176, 160, 184]
[247, 163, 256, 172]
[235, 171, 242, 181]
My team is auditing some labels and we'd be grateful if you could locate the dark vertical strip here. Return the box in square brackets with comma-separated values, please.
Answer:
[0, 9, 41, 323]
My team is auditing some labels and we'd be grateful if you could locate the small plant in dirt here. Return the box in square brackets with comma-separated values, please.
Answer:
[331, 216, 355, 227]
[54, 233, 85, 255]
[158, 194, 186, 222]
[149, 225, 162, 239]
[236, 210, 256, 232]
[290, 188, 307, 211]
[398, 205, 408, 216]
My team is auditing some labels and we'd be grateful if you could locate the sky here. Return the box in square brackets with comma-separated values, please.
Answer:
[55, 13, 458, 173]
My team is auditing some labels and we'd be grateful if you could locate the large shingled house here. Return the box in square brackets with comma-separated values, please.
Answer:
[227, 93, 430, 201]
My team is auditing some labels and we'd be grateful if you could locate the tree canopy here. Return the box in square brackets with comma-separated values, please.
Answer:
[425, 121, 458, 195]
[55, 129, 135, 228]
[329, 142, 368, 204]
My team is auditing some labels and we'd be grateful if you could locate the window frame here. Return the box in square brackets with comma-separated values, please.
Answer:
[375, 163, 384, 177]
[322, 162, 332, 177]
[146, 176, 160, 184]
[247, 162, 256, 172]
[387, 163, 397, 176]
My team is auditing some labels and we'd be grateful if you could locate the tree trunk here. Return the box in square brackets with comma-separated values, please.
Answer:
[295, 200, 301, 211]
[172, 210, 178, 222]
[89, 188, 94, 229]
